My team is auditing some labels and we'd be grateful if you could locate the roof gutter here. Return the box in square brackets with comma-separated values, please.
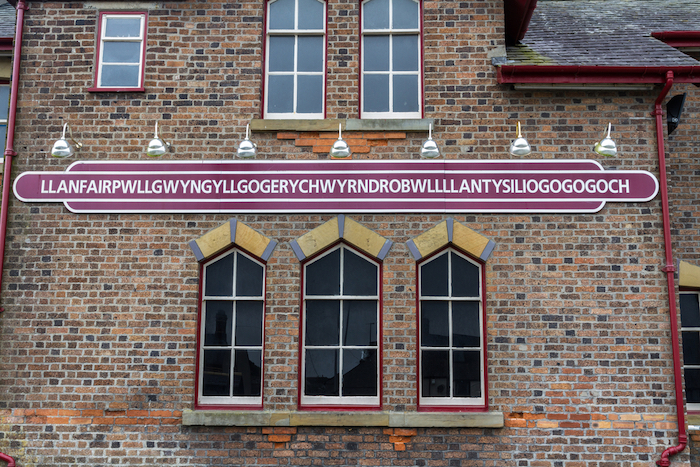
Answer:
[497, 65, 700, 85]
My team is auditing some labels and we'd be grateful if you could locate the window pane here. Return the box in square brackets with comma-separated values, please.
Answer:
[420, 252, 448, 297]
[392, 0, 419, 29]
[421, 350, 449, 397]
[306, 300, 340, 346]
[343, 300, 377, 346]
[0, 126, 7, 146]
[393, 74, 419, 113]
[343, 249, 377, 296]
[363, 0, 389, 29]
[202, 349, 231, 396]
[103, 42, 141, 64]
[683, 331, 700, 365]
[236, 254, 264, 297]
[233, 349, 262, 396]
[452, 301, 480, 348]
[297, 75, 323, 114]
[364, 36, 390, 71]
[392, 35, 418, 71]
[105, 17, 142, 38]
[363, 74, 390, 113]
[343, 349, 377, 396]
[204, 301, 233, 346]
[267, 75, 294, 113]
[306, 248, 341, 295]
[235, 301, 263, 346]
[686, 368, 700, 404]
[452, 253, 480, 297]
[298, 36, 324, 72]
[0, 86, 10, 119]
[101, 65, 140, 87]
[453, 350, 481, 397]
[305, 349, 339, 396]
[269, 0, 295, 30]
[421, 301, 449, 347]
[205, 253, 233, 297]
[268, 36, 295, 72]
[681, 293, 700, 327]
[298, 0, 325, 30]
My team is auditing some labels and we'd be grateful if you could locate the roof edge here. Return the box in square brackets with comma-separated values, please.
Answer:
[497, 65, 700, 84]
[652, 31, 700, 48]
[504, 0, 538, 45]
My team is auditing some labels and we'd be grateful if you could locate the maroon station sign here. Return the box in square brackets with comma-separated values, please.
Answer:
[13, 159, 659, 214]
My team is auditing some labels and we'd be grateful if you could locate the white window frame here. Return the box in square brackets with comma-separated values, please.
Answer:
[418, 248, 486, 409]
[300, 244, 381, 408]
[92, 11, 147, 91]
[197, 248, 266, 408]
[264, 0, 327, 119]
[361, 0, 422, 119]
[681, 291, 700, 412]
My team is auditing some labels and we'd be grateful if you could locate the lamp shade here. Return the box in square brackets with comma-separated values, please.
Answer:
[236, 124, 257, 158]
[146, 122, 171, 157]
[593, 123, 617, 157]
[509, 121, 531, 156]
[420, 123, 440, 158]
[51, 123, 81, 158]
[329, 124, 351, 159]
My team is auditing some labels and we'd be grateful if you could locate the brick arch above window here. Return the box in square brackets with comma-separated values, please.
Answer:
[188, 219, 278, 263]
[406, 218, 496, 262]
[290, 215, 393, 262]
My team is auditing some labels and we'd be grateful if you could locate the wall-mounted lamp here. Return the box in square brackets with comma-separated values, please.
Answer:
[593, 123, 617, 157]
[420, 123, 441, 158]
[146, 122, 172, 157]
[236, 124, 257, 158]
[509, 121, 531, 156]
[329, 124, 351, 159]
[51, 123, 82, 158]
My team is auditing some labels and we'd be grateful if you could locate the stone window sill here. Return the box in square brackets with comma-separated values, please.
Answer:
[182, 409, 504, 428]
[249, 118, 434, 133]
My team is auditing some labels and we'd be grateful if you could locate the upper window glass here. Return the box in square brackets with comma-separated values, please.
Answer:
[197, 249, 266, 408]
[92, 12, 147, 91]
[264, 0, 326, 119]
[301, 244, 381, 408]
[418, 248, 485, 409]
[681, 292, 700, 411]
[361, 0, 421, 119]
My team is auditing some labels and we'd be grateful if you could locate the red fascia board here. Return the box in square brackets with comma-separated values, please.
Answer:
[498, 65, 700, 84]
[0, 38, 12, 51]
[652, 31, 700, 48]
[504, 0, 538, 44]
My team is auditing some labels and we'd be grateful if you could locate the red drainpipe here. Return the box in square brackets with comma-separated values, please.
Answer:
[653, 71, 687, 467]
[0, 453, 15, 467]
[0, 0, 26, 314]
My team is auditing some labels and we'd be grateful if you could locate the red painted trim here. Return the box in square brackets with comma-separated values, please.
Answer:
[323, 0, 328, 120]
[652, 31, 700, 48]
[193, 260, 204, 409]
[503, 0, 538, 44]
[419, 0, 424, 119]
[260, 0, 268, 119]
[498, 65, 700, 84]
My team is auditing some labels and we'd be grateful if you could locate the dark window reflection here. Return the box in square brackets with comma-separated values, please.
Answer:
[203, 349, 231, 396]
[204, 301, 233, 346]
[681, 293, 700, 327]
[453, 350, 481, 397]
[343, 349, 377, 396]
[306, 249, 341, 295]
[205, 253, 233, 297]
[421, 350, 449, 397]
[683, 331, 700, 365]
[451, 253, 479, 297]
[306, 300, 340, 346]
[452, 301, 480, 348]
[421, 251, 448, 297]
[235, 301, 263, 346]
[233, 349, 262, 396]
[305, 349, 339, 396]
[343, 301, 377, 346]
[343, 249, 377, 296]
[421, 301, 449, 347]
[686, 368, 700, 404]
[236, 254, 264, 297]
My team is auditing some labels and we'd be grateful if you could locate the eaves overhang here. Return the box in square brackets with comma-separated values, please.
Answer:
[497, 65, 700, 85]
[652, 31, 700, 48]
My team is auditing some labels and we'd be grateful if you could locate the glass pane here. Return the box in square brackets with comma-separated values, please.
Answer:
[421, 252, 448, 297]
[421, 301, 449, 347]
[297, 75, 323, 114]
[393, 74, 419, 113]
[681, 293, 700, 327]
[104, 17, 142, 38]
[343, 249, 377, 296]
[268, 36, 295, 72]
[453, 351, 481, 398]
[236, 253, 264, 297]
[392, 0, 419, 29]
[298, 36, 324, 72]
[0, 86, 10, 119]
[205, 253, 233, 297]
[363, 0, 389, 29]
[235, 301, 263, 346]
[343, 349, 377, 396]
[392, 35, 418, 71]
[683, 331, 700, 365]
[267, 75, 294, 113]
[421, 350, 449, 397]
[0, 126, 7, 146]
[306, 249, 341, 295]
[363, 74, 389, 113]
[364, 36, 390, 71]
[305, 349, 339, 396]
[298, 0, 325, 30]
[343, 300, 377, 346]
[269, 0, 295, 30]
[306, 300, 340, 346]
[233, 349, 262, 396]
[452, 301, 480, 348]
[204, 301, 233, 346]
[101, 65, 140, 87]
[452, 252, 480, 297]
[202, 349, 231, 396]
[103, 42, 141, 64]
[686, 368, 700, 404]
